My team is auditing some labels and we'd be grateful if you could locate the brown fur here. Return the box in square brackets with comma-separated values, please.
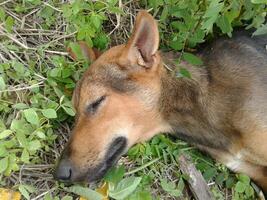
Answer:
[54, 11, 267, 194]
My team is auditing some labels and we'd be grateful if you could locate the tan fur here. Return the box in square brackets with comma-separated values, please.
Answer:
[55, 11, 267, 194]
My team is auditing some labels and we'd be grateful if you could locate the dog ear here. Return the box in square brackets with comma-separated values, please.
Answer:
[123, 10, 159, 68]
[68, 41, 102, 62]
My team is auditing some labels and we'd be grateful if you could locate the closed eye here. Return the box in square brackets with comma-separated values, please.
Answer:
[87, 95, 106, 114]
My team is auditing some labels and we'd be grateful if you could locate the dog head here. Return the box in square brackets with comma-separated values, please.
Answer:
[54, 11, 171, 183]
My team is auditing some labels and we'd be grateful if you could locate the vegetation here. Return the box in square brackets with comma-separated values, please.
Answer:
[0, 0, 266, 199]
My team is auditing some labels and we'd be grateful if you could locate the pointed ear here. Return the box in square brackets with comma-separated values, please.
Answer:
[67, 41, 102, 62]
[124, 10, 159, 68]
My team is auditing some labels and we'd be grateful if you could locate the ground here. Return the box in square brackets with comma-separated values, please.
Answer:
[0, 0, 266, 200]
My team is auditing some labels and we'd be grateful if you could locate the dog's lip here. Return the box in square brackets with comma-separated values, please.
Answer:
[85, 150, 124, 182]
[87, 137, 127, 182]
[86, 163, 110, 182]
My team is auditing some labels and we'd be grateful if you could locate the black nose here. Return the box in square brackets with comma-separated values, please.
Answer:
[54, 159, 73, 181]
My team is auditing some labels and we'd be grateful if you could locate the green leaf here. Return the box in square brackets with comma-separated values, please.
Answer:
[49, 68, 61, 77]
[161, 178, 175, 191]
[0, 8, 5, 21]
[203, 0, 224, 18]
[215, 172, 225, 185]
[36, 131, 46, 139]
[127, 144, 140, 157]
[19, 185, 30, 200]
[0, 77, 6, 90]
[251, 0, 267, 3]
[44, 193, 53, 200]
[107, 0, 119, 7]
[66, 185, 103, 200]
[0, 130, 12, 139]
[104, 165, 125, 184]
[225, 8, 240, 24]
[203, 168, 217, 181]
[93, 33, 109, 50]
[179, 68, 191, 78]
[62, 196, 73, 200]
[24, 108, 39, 125]
[109, 177, 142, 200]
[160, 6, 169, 21]
[108, 6, 124, 14]
[202, 17, 217, 33]
[160, 178, 182, 197]
[202, 0, 224, 32]
[12, 61, 25, 75]
[216, 15, 232, 34]
[0, 146, 7, 157]
[5, 16, 14, 33]
[12, 103, 29, 110]
[77, 28, 86, 41]
[22, 184, 36, 193]
[253, 24, 267, 36]
[5, 154, 19, 176]
[245, 185, 254, 197]
[183, 52, 203, 65]
[235, 181, 246, 193]
[21, 149, 30, 163]
[238, 174, 250, 185]
[126, 190, 152, 200]
[68, 42, 84, 60]
[28, 140, 41, 151]
[62, 68, 73, 78]
[0, 157, 9, 173]
[90, 13, 102, 29]
[41, 108, 57, 119]
[169, 39, 183, 51]
[16, 132, 28, 147]
[177, 178, 185, 191]
[62, 101, 76, 116]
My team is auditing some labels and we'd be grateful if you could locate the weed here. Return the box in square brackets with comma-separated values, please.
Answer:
[0, 0, 266, 199]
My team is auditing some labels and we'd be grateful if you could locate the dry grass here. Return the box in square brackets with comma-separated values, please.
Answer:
[1, 1, 184, 199]
[0, 1, 248, 200]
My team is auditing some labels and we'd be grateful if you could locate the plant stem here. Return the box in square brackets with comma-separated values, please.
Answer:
[125, 157, 161, 176]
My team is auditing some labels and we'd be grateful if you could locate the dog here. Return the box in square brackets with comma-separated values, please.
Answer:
[54, 10, 267, 195]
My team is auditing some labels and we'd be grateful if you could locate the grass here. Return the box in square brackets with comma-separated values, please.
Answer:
[0, 0, 266, 199]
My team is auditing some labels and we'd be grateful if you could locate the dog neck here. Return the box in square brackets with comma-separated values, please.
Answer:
[159, 52, 209, 117]
[158, 56, 230, 149]
[159, 60, 208, 124]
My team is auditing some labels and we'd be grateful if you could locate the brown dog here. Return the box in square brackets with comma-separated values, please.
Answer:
[54, 11, 267, 194]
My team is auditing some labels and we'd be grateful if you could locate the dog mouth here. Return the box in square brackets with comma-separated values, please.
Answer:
[54, 137, 127, 183]
[85, 136, 128, 182]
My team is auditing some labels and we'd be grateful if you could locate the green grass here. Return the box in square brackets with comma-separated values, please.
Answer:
[0, 0, 266, 199]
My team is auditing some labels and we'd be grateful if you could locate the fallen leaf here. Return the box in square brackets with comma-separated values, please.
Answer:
[96, 182, 108, 200]
[0, 188, 21, 200]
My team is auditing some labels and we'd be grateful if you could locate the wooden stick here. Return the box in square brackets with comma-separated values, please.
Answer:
[178, 154, 214, 200]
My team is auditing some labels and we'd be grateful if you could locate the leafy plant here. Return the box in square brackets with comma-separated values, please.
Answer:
[0, 0, 266, 199]
[233, 175, 255, 200]
[141, 0, 267, 75]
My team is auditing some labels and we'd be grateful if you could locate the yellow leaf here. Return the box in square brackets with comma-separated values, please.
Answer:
[0, 188, 21, 200]
[96, 182, 109, 200]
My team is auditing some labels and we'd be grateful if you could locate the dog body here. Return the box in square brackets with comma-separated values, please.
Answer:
[162, 33, 267, 191]
[54, 11, 267, 193]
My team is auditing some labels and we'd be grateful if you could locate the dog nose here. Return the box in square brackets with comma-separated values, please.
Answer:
[54, 159, 73, 181]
